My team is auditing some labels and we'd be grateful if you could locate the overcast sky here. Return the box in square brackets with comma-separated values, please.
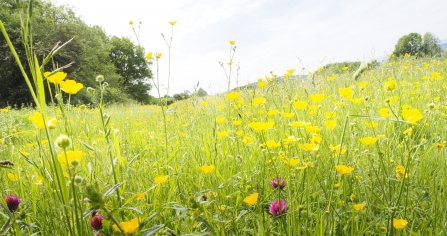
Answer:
[54, 0, 447, 96]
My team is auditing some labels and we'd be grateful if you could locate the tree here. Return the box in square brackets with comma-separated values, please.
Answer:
[0, 0, 150, 106]
[392, 32, 422, 57]
[420, 32, 442, 57]
[196, 88, 208, 97]
[109, 36, 152, 103]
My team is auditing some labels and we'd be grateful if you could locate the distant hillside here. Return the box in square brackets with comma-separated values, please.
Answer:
[232, 75, 308, 91]
[439, 39, 447, 50]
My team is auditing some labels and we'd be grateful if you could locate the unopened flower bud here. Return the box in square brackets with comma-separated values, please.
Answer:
[95, 75, 104, 82]
[47, 118, 57, 129]
[71, 159, 80, 167]
[56, 134, 72, 148]
[4, 194, 20, 213]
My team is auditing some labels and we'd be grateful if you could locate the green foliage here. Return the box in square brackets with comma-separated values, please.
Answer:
[173, 91, 191, 101]
[392, 32, 442, 57]
[196, 88, 208, 97]
[109, 36, 152, 103]
[0, 0, 151, 107]
[322, 61, 361, 74]
[420, 32, 442, 57]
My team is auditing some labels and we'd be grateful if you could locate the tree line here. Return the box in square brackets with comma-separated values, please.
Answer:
[0, 0, 153, 107]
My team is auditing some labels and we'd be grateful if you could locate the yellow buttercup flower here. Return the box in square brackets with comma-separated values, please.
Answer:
[365, 122, 378, 129]
[385, 79, 397, 91]
[57, 151, 83, 168]
[136, 193, 145, 200]
[359, 137, 378, 146]
[353, 203, 365, 211]
[226, 91, 241, 100]
[329, 144, 347, 157]
[113, 217, 140, 234]
[217, 131, 228, 138]
[242, 136, 253, 145]
[339, 87, 353, 99]
[324, 112, 336, 118]
[357, 81, 368, 87]
[298, 143, 319, 151]
[282, 157, 300, 167]
[257, 81, 267, 88]
[154, 175, 169, 184]
[44, 71, 66, 84]
[396, 165, 406, 179]
[308, 94, 325, 103]
[156, 53, 162, 58]
[243, 193, 258, 205]
[401, 108, 423, 123]
[280, 112, 295, 118]
[310, 134, 322, 144]
[305, 125, 320, 134]
[335, 165, 354, 175]
[379, 108, 390, 118]
[60, 79, 84, 94]
[292, 101, 308, 110]
[128, 20, 133, 25]
[34, 176, 43, 185]
[200, 165, 215, 174]
[393, 218, 408, 229]
[216, 117, 225, 124]
[248, 121, 275, 131]
[267, 109, 279, 116]
[324, 120, 337, 130]
[351, 98, 362, 104]
[289, 121, 310, 128]
[252, 97, 266, 105]
[229, 40, 235, 45]
[145, 52, 152, 60]
[7, 173, 19, 181]
[265, 140, 281, 149]
[169, 21, 177, 25]
[28, 112, 45, 130]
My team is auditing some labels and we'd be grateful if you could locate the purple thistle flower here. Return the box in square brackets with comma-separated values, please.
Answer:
[90, 213, 103, 231]
[4, 194, 20, 213]
[270, 178, 286, 189]
[269, 199, 287, 216]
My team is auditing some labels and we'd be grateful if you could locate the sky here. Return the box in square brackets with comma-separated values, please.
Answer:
[54, 0, 447, 96]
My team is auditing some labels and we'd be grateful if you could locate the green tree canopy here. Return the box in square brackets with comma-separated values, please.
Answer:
[392, 32, 442, 57]
[420, 32, 442, 57]
[0, 0, 152, 106]
[109, 36, 152, 103]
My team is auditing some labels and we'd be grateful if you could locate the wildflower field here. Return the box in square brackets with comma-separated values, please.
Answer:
[2, 3, 447, 236]
[2, 53, 447, 235]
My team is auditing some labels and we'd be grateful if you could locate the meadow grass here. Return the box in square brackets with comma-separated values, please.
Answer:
[2, 2, 447, 235]
[1, 54, 447, 235]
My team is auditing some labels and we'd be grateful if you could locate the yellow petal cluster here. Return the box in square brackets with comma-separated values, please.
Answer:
[60, 79, 84, 94]
[57, 151, 83, 168]
[44, 71, 66, 84]
[113, 218, 140, 234]
[248, 121, 275, 131]
[335, 165, 354, 175]
[243, 193, 258, 205]
[200, 165, 215, 174]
